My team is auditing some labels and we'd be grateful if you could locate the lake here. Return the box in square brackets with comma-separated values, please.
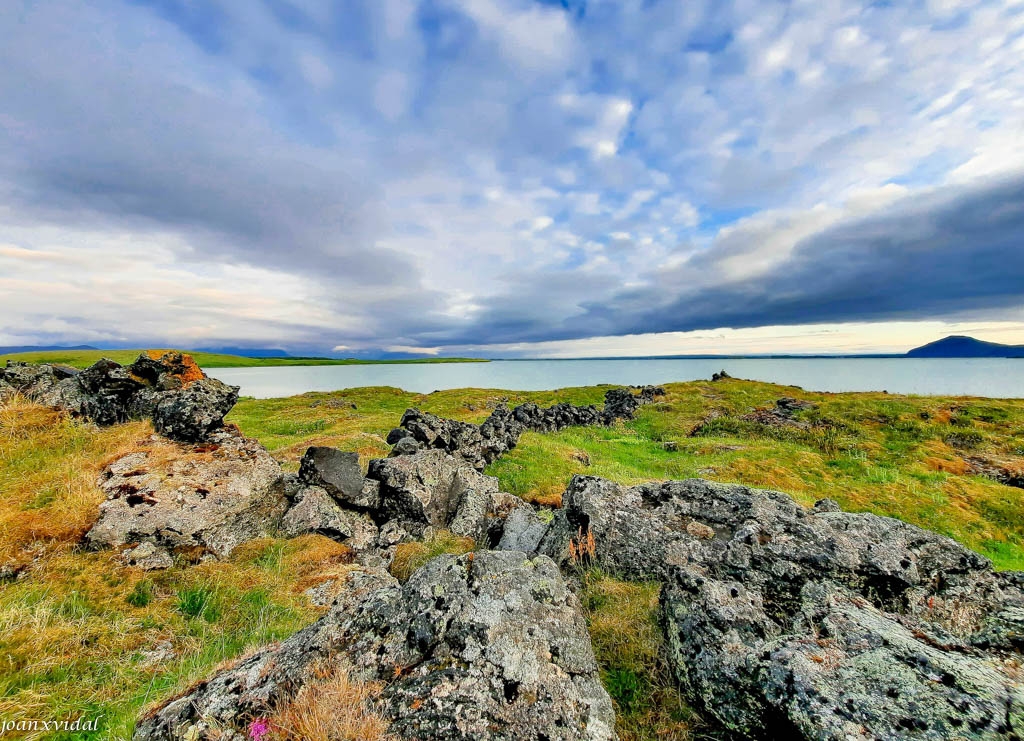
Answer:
[207, 358, 1024, 399]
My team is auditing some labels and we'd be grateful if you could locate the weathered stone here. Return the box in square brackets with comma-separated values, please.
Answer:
[4, 354, 238, 443]
[390, 436, 422, 456]
[151, 378, 238, 442]
[775, 396, 816, 413]
[368, 449, 500, 534]
[663, 574, 1024, 739]
[297, 446, 376, 509]
[120, 541, 173, 570]
[86, 429, 287, 559]
[600, 388, 640, 422]
[280, 485, 378, 550]
[1, 361, 64, 397]
[133, 552, 617, 741]
[384, 387, 665, 470]
[550, 474, 1024, 738]
[497, 506, 549, 553]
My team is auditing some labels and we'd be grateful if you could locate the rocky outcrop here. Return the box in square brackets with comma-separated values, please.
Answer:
[541, 475, 1024, 738]
[279, 484, 377, 551]
[86, 428, 288, 564]
[1, 352, 238, 442]
[966, 454, 1024, 490]
[663, 575, 1023, 740]
[384, 386, 665, 470]
[740, 396, 818, 429]
[133, 551, 617, 741]
[368, 449, 504, 539]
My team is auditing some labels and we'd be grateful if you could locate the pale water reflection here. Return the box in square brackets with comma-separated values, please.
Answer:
[208, 358, 1024, 399]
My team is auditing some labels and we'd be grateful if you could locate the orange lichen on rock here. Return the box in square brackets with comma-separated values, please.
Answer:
[145, 350, 206, 387]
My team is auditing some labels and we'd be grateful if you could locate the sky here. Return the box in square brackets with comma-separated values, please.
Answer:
[1, 0, 1023, 358]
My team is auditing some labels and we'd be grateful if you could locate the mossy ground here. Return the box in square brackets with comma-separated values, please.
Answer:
[2, 377, 1023, 738]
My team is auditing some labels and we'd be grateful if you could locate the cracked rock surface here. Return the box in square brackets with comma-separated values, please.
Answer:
[133, 551, 617, 741]
[544, 474, 1024, 739]
[86, 428, 288, 561]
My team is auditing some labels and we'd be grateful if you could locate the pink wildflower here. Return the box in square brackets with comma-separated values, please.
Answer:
[248, 718, 271, 741]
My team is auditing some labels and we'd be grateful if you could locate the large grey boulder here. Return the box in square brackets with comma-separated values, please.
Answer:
[151, 377, 238, 442]
[86, 429, 288, 559]
[297, 446, 378, 509]
[663, 574, 1023, 739]
[133, 551, 617, 741]
[279, 484, 377, 550]
[549, 475, 1024, 738]
[368, 449, 501, 537]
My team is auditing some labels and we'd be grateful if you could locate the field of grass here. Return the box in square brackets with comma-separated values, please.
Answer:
[0, 349, 487, 369]
[1, 376, 1023, 739]
[228, 379, 1024, 570]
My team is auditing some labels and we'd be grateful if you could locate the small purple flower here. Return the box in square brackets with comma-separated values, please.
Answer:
[248, 718, 271, 741]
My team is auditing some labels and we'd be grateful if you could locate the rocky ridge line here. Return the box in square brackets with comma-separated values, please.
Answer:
[1, 352, 238, 442]
[384, 385, 666, 469]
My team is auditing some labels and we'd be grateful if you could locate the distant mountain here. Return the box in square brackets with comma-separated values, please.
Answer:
[196, 346, 292, 358]
[907, 335, 1024, 358]
[0, 344, 98, 354]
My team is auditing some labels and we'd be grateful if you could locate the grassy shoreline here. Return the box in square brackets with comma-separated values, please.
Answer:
[1, 378, 1022, 738]
[0, 349, 488, 369]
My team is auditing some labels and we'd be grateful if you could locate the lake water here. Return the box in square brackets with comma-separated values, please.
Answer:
[207, 358, 1024, 399]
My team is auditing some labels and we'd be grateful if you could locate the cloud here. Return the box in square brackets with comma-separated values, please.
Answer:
[433, 173, 1024, 344]
[1, 0, 1023, 355]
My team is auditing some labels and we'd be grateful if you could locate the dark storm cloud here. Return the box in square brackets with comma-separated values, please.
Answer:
[438, 174, 1024, 345]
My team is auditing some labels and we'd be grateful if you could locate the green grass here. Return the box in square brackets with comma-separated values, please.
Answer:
[581, 571, 693, 739]
[3, 377, 1024, 738]
[0, 348, 487, 369]
[229, 378, 1024, 568]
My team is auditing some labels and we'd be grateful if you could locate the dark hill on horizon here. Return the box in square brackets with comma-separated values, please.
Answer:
[907, 335, 1024, 358]
[0, 344, 98, 355]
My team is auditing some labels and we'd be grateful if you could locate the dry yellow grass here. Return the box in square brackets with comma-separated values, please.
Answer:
[582, 572, 694, 740]
[268, 662, 393, 741]
[388, 530, 475, 581]
[0, 396, 153, 567]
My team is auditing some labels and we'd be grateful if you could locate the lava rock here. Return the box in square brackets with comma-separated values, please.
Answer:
[550, 474, 1024, 738]
[4, 354, 238, 443]
[368, 449, 500, 535]
[496, 506, 550, 553]
[151, 378, 238, 442]
[663, 574, 1024, 739]
[132, 552, 617, 741]
[298, 446, 377, 509]
[280, 485, 377, 550]
[86, 429, 288, 559]
[385, 388, 664, 470]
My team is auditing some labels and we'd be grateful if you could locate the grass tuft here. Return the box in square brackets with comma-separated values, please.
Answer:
[582, 571, 694, 740]
[388, 531, 476, 582]
[267, 662, 394, 741]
